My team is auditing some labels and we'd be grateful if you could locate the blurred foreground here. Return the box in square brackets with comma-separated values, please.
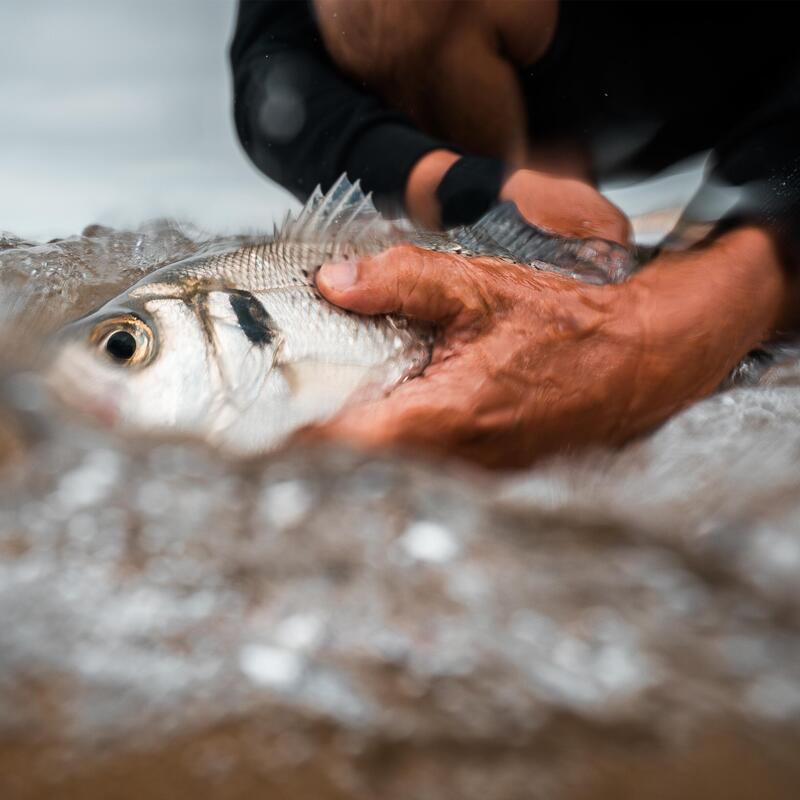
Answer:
[1, 224, 800, 798]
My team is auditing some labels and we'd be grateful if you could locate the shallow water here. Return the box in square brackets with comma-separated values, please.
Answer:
[2, 223, 800, 798]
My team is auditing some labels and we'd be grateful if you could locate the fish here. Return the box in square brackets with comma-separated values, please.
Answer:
[47, 175, 634, 455]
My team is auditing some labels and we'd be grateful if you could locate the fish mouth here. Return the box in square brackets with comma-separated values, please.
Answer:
[45, 344, 123, 428]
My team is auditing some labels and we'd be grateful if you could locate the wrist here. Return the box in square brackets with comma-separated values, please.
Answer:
[639, 226, 787, 343]
[622, 226, 790, 413]
[435, 155, 506, 228]
[405, 151, 507, 229]
[405, 149, 461, 228]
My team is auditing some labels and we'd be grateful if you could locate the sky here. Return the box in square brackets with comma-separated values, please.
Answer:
[0, 0, 700, 243]
[0, 0, 297, 241]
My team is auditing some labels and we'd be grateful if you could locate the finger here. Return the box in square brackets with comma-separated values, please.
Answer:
[316, 245, 497, 324]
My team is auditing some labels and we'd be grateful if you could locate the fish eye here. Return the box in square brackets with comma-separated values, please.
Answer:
[105, 330, 137, 362]
[91, 315, 155, 367]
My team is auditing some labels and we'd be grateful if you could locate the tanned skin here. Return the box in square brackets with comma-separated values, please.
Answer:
[307, 0, 796, 467]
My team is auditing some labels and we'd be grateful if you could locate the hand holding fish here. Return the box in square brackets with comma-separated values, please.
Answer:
[52, 177, 790, 465]
[311, 225, 791, 468]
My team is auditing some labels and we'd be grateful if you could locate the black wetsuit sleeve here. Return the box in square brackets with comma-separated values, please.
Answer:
[229, 0, 446, 212]
[682, 58, 800, 262]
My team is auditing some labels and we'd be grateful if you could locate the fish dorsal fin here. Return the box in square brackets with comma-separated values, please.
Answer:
[451, 202, 635, 284]
[277, 174, 393, 246]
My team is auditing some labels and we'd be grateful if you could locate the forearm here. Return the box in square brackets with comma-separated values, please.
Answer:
[621, 226, 794, 429]
[230, 0, 444, 208]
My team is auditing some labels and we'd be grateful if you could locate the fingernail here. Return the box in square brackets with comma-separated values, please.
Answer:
[319, 260, 357, 291]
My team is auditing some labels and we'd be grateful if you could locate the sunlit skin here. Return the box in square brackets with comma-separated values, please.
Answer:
[307, 227, 790, 468]
[309, 0, 797, 466]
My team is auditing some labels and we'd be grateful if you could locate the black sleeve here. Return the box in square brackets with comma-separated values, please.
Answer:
[678, 57, 800, 262]
[229, 0, 446, 213]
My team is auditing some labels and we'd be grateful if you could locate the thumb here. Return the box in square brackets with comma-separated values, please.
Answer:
[316, 245, 493, 324]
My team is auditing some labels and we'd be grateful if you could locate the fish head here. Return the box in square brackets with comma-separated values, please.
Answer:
[46, 238, 432, 454]
[47, 289, 223, 436]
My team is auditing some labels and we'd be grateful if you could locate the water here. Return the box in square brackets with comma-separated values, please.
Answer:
[1, 222, 800, 798]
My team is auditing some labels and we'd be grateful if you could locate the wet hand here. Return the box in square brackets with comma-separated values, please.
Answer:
[499, 168, 633, 246]
[306, 226, 789, 468]
[304, 246, 648, 467]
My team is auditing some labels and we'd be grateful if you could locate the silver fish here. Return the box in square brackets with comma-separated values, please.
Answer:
[48, 176, 633, 454]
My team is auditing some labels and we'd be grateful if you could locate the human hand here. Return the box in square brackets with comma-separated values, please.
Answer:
[500, 168, 633, 246]
[405, 150, 632, 246]
[303, 227, 789, 468]
[301, 249, 641, 468]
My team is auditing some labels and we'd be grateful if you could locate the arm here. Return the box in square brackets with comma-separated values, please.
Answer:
[230, 1, 631, 241]
[229, 0, 445, 211]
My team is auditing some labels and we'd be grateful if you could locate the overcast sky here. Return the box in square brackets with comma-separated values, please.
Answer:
[0, 0, 297, 240]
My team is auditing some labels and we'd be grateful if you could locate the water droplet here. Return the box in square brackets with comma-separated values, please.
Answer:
[400, 520, 459, 563]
